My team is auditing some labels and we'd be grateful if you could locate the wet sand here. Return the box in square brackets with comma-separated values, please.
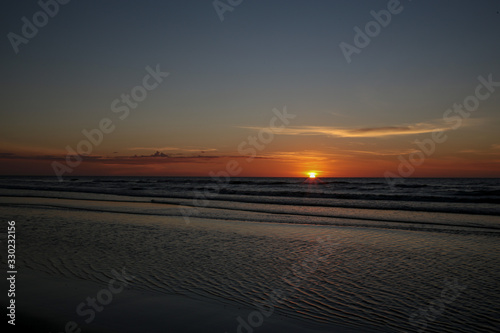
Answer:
[6, 269, 368, 333]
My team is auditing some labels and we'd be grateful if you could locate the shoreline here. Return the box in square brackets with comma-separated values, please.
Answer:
[1, 194, 499, 235]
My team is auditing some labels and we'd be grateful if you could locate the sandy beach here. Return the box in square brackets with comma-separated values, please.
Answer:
[1, 189, 499, 332]
[8, 269, 367, 333]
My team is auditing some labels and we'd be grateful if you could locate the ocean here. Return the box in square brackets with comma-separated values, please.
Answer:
[1, 176, 499, 232]
[1, 176, 499, 332]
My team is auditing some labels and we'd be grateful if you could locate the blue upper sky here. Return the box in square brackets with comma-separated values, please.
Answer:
[1, 0, 499, 176]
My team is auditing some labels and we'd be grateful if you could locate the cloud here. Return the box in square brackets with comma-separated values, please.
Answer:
[0, 152, 267, 166]
[329, 111, 350, 118]
[0, 153, 73, 161]
[128, 146, 217, 153]
[259, 150, 336, 161]
[240, 120, 462, 138]
[337, 148, 420, 156]
[458, 147, 500, 156]
[137, 151, 169, 157]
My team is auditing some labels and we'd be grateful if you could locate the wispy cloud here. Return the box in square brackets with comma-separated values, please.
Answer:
[458, 147, 500, 155]
[329, 111, 351, 118]
[337, 148, 420, 156]
[128, 146, 217, 153]
[260, 150, 338, 160]
[240, 120, 471, 138]
[0, 152, 267, 165]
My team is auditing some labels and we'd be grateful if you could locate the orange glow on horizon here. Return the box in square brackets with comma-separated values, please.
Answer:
[0, 148, 499, 178]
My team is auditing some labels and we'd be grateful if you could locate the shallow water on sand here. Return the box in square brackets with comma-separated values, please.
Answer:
[2, 201, 499, 333]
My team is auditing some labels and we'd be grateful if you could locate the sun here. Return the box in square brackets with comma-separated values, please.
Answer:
[308, 172, 317, 179]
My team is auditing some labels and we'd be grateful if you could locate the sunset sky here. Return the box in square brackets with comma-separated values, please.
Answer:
[1, 0, 499, 178]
